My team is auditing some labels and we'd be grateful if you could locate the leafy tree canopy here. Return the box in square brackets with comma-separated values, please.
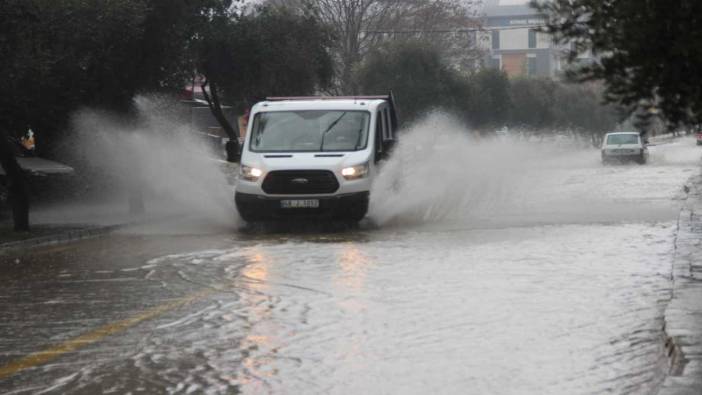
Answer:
[268, 0, 482, 94]
[196, 5, 334, 111]
[0, 0, 232, 149]
[531, 0, 702, 129]
[510, 78, 556, 129]
[464, 69, 512, 129]
[356, 39, 618, 137]
[357, 40, 466, 124]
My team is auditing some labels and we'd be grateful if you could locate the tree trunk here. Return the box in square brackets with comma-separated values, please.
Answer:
[201, 79, 240, 162]
[0, 130, 29, 231]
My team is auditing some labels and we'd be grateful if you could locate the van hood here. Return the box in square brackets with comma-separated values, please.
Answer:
[250, 152, 369, 172]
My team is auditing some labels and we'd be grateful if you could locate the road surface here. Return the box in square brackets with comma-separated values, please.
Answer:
[0, 136, 700, 394]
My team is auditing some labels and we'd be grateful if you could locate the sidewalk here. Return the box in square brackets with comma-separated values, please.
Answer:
[0, 202, 174, 251]
[649, 132, 691, 145]
[660, 174, 702, 394]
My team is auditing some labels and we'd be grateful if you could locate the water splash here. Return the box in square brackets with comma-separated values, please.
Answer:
[369, 113, 561, 226]
[368, 112, 692, 228]
[65, 95, 239, 230]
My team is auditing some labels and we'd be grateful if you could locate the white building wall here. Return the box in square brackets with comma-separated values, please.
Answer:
[500, 28, 529, 50]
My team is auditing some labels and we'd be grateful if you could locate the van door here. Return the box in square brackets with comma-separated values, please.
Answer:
[374, 108, 388, 162]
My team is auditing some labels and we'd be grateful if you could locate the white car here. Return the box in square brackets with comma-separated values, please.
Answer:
[234, 95, 398, 222]
[601, 132, 649, 164]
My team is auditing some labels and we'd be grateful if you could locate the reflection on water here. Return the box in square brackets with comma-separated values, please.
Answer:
[95, 221, 669, 394]
[335, 244, 372, 292]
[11, 220, 679, 394]
[233, 224, 672, 394]
[238, 247, 279, 391]
[11, 139, 699, 394]
[238, 220, 368, 237]
[9, 224, 677, 395]
[240, 248, 271, 292]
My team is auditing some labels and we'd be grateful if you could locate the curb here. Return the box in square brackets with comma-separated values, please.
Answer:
[0, 212, 189, 253]
[659, 175, 702, 394]
[0, 224, 122, 252]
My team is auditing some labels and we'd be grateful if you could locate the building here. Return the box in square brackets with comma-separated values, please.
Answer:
[482, 0, 568, 78]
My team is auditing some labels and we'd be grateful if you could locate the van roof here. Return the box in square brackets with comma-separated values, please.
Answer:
[605, 131, 639, 135]
[253, 98, 387, 112]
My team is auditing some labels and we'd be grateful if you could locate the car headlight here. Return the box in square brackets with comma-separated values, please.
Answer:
[240, 164, 263, 182]
[341, 163, 369, 180]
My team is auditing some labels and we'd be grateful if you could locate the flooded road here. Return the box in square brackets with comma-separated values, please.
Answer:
[1, 137, 700, 394]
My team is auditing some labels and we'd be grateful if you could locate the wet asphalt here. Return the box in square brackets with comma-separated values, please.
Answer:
[0, 138, 701, 394]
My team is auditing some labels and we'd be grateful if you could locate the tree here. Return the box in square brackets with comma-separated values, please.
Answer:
[357, 40, 467, 124]
[509, 78, 556, 130]
[195, 5, 334, 155]
[0, 0, 226, 153]
[0, 1, 35, 230]
[531, 0, 702, 129]
[270, 0, 482, 94]
[552, 83, 620, 146]
[0, 0, 229, 230]
[371, 0, 484, 72]
[0, 0, 149, 229]
[462, 69, 512, 130]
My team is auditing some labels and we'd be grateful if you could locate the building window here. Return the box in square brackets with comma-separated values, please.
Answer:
[527, 57, 537, 76]
[491, 30, 500, 50]
[528, 29, 536, 49]
[489, 56, 501, 69]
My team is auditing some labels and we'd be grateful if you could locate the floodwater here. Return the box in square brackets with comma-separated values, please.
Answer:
[1, 133, 700, 394]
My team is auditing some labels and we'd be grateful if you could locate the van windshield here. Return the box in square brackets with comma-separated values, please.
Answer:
[250, 110, 370, 152]
[606, 134, 639, 145]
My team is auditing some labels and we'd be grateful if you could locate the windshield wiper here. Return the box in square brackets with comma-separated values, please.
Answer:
[319, 112, 347, 151]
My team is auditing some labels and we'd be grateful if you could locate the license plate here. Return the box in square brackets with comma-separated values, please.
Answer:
[280, 199, 320, 209]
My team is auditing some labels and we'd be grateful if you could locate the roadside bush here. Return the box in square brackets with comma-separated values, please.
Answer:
[356, 41, 619, 142]
[462, 69, 512, 130]
[356, 40, 469, 125]
[552, 83, 621, 146]
[510, 78, 556, 130]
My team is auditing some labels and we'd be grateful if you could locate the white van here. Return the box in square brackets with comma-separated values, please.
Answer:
[234, 95, 398, 222]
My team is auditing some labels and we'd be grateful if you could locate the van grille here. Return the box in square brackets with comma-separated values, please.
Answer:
[262, 170, 340, 195]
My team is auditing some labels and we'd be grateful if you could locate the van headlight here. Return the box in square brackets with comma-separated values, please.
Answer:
[240, 165, 263, 182]
[341, 163, 369, 180]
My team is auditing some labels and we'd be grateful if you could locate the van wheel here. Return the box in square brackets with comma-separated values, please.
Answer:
[338, 196, 369, 222]
[345, 207, 368, 222]
[237, 207, 258, 222]
[236, 203, 262, 222]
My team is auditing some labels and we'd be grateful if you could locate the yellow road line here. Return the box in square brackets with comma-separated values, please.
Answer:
[0, 289, 211, 381]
